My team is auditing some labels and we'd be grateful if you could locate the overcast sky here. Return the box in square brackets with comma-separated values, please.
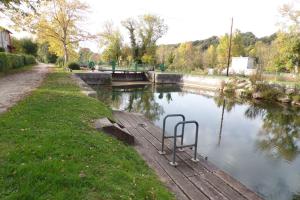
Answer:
[1, 0, 291, 52]
[80, 0, 288, 52]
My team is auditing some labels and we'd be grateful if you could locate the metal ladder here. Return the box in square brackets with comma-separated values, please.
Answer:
[159, 114, 200, 166]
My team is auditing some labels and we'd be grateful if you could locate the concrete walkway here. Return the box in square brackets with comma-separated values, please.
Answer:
[0, 63, 52, 114]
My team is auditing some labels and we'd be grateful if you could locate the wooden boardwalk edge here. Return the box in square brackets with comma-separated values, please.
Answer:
[113, 111, 264, 200]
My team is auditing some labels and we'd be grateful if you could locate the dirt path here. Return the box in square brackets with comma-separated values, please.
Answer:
[0, 63, 52, 114]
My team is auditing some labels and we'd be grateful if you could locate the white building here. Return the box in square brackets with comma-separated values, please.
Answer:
[228, 57, 256, 75]
[0, 27, 13, 52]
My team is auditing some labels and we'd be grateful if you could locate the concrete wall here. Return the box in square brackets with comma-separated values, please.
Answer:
[75, 72, 112, 85]
[149, 72, 226, 91]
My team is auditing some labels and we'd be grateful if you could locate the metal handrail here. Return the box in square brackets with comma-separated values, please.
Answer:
[169, 120, 200, 166]
[159, 114, 185, 155]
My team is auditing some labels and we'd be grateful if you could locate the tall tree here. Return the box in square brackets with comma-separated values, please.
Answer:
[35, 0, 91, 63]
[121, 18, 139, 62]
[203, 45, 217, 68]
[99, 22, 123, 63]
[217, 30, 245, 68]
[138, 14, 168, 63]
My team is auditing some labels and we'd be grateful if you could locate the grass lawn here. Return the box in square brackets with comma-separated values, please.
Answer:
[0, 69, 174, 200]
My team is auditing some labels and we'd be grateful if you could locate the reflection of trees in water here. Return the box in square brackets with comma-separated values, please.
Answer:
[214, 94, 300, 161]
[126, 87, 165, 121]
[292, 194, 300, 200]
[245, 102, 300, 161]
[95, 85, 166, 121]
[213, 95, 238, 112]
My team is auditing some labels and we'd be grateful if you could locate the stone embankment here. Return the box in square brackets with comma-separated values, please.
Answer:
[222, 77, 300, 106]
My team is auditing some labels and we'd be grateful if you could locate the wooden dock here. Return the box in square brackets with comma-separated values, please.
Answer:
[113, 111, 263, 200]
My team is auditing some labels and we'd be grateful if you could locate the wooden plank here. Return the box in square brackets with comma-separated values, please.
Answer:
[128, 127, 209, 200]
[114, 112, 264, 200]
[135, 126, 196, 178]
[201, 172, 247, 200]
[134, 125, 247, 200]
[137, 116, 261, 200]
[189, 175, 230, 200]
[135, 126, 233, 200]
[213, 170, 263, 200]
[126, 127, 190, 200]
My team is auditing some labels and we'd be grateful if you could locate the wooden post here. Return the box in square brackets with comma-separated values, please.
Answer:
[226, 18, 234, 76]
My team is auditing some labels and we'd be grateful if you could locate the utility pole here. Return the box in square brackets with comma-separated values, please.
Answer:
[226, 17, 233, 76]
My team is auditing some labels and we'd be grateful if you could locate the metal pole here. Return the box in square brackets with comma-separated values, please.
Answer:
[180, 116, 185, 146]
[159, 117, 167, 155]
[192, 122, 199, 162]
[170, 124, 178, 166]
[226, 17, 234, 77]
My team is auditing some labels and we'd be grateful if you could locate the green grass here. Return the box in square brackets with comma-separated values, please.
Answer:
[0, 69, 174, 200]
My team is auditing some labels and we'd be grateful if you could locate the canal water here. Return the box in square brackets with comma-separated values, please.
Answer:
[94, 84, 300, 200]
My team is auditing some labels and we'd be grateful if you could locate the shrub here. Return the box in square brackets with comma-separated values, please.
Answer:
[0, 53, 9, 72]
[256, 83, 283, 100]
[0, 52, 36, 72]
[68, 62, 80, 70]
[24, 55, 36, 65]
[0, 47, 5, 52]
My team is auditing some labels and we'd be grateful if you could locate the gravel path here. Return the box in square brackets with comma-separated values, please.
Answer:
[0, 63, 52, 114]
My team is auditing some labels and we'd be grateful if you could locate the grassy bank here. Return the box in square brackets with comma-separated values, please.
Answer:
[0, 69, 174, 199]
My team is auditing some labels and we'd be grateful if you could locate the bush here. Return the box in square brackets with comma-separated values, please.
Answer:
[0, 47, 5, 52]
[0, 52, 36, 72]
[24, 55, 36, 65]
[68, 62, 80, 70]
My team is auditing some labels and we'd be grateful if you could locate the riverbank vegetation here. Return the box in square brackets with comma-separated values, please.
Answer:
[0, 69, 174, 199]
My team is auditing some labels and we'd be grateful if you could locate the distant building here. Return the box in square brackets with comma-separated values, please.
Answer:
[0, 27, 13, 52]
[229, 57, 256, 75]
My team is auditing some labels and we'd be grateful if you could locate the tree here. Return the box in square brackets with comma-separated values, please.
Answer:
[203, 45, 217, 68]
[121, 14, 168, 65]
[35, 0, 91, 63]
[249, 41, 276, 72]
[78, 48, 93, 66]
[12, 37, 38, 56]
[99, 22, 122, 63]
[0, 0, 42, 15]
[37, 42, 58, 63]
[19, 38, 38, 56]
[121, 18, 139, 62]
[217, 30, 245, 68]
[280, 3, 300, 32]
[217, 34, 230, 68]
[272, 32, 300, 72]
[138, 14, 168, 63]
[172, 42, 202, 71]
[277, 3, 300, 73]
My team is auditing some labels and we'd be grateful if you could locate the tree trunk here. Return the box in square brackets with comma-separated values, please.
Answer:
[63, 43, 69, 64]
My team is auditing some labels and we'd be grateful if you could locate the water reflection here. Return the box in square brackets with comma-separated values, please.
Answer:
[94, 84, 300, 200]
[246, 102, 300, 162]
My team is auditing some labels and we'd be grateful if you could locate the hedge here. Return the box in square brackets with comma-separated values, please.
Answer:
[0, 52, 36, 72]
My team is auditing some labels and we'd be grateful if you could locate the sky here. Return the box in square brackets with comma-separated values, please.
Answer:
[79, 0, 287, 52]
[1, 0, 291, 52]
